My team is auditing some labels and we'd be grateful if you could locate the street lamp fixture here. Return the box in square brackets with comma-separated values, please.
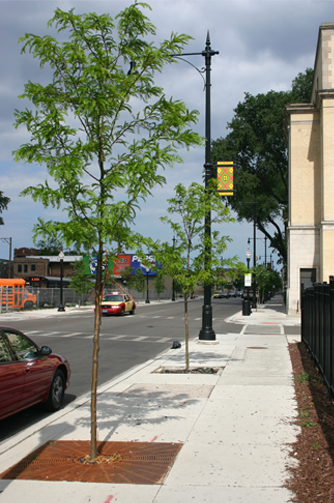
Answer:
[58, 250, 65, 312]
[246, 248, 251, 268]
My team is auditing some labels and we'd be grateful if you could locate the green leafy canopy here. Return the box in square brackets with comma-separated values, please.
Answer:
[211, 68, 314, 266]
[13, 3, 202, 254]
[147, 180, 236, 368]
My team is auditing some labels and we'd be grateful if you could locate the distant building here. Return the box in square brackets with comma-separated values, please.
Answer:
[0, 259, 12, 278]
[13, 248, 82, 279]
[286, 23, 334, 314]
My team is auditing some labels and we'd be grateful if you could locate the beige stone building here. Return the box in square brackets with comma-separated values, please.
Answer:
[286, 23, 334, 314]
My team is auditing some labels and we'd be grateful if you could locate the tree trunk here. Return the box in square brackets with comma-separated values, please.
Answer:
[90, 248, 102, 460]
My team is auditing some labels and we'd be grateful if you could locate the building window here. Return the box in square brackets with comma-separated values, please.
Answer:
[24, 264, 28, 273]
[31, 264, 36, 272]
[18, 264, 22, 273]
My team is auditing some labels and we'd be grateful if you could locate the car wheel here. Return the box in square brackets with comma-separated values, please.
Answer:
[120, 306, 125, 316]
[24, 301, 34, 310]
[45, 369, 65, 412]
[130, 306, 135, 315]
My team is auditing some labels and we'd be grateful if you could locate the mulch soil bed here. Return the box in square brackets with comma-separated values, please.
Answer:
[288, 342, 334, 502]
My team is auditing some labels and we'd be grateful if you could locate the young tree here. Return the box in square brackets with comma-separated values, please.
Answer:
[253, 264, 282, 303]
[132, 268, 146, 293]
[13, 4, 202, 460]
[154, 270, 165, 299]
[253, 264, 270, 304]
[0, 191, 10, 226]
[69, 259, 94, 297]
[211, 68, 314, 267]
[151, 181, 235, 369]
[120, 266, 135, 289]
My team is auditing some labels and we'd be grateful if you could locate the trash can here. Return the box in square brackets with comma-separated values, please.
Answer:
[242, 298, 251, 316]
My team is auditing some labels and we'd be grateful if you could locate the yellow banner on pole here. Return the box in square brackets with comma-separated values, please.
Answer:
[217, 161, 234, 196]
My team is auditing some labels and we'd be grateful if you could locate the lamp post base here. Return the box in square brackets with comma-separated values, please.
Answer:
[145, 299, 150, 304]
[58, 304, 65, 312]
[198, 304, 216, 341]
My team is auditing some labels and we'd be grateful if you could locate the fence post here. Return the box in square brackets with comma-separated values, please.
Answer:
[330, 276, 334, 397]
[321, 282, 329, 381]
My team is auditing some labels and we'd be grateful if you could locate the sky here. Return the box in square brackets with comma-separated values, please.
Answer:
[0, 0, 332, 269]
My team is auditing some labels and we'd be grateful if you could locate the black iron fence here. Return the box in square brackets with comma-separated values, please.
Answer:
[301, 276, 334, 398]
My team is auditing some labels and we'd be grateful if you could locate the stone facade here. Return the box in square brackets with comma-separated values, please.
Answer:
[286, 23, 334, 314]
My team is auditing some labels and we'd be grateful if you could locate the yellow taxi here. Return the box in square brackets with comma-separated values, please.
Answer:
[100, 293, 136, 316]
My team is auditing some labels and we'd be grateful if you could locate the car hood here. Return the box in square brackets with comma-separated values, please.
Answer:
[101, 301, 123, 305]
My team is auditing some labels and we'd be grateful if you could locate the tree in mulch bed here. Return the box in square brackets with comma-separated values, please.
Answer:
[149, 182, 235, 370]
[14, 3, 202, 462]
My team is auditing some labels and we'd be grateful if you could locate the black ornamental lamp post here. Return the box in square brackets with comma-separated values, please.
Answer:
[198, 33, 219, 341]
[173, 32, 219, 341]
[58, 250, 65, 312]
[246, 248, 251, 315]
[145, 264, 150, 304]
[130, 33, 219, 340]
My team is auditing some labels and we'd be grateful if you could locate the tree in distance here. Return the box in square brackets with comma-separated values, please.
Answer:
[0, 191, 10, 226]
[132, 268, 146, 293]
[154, 270, 165, 299]
[253, 264, 282, 304]
[13, 3, 202, 460]
[150, 181, 236, 369]
[69, 259, 94, 297]
[120, 266, 135, 289]
[211, 68, 314, 267]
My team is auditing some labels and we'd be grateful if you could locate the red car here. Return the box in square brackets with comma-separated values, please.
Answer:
[0, 326, 70, 421]
[100, 293, 136, 316]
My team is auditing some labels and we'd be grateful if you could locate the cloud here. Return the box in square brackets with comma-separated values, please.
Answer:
[0, 0, 333, 265]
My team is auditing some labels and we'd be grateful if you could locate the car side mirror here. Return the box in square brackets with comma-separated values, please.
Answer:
[40, 346, 52, 355]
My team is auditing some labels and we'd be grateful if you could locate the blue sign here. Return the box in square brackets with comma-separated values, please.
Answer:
[131, 255, 159, 276]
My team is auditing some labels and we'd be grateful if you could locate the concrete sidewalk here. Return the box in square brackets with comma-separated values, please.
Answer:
[0, 296, 301, 502]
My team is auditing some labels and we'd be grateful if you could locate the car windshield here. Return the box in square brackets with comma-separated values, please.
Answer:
[103, 295, 123, 302]
[4, 330, 39, 360]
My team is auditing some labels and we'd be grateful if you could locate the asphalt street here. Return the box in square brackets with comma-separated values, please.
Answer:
[0, 297, 242, 441]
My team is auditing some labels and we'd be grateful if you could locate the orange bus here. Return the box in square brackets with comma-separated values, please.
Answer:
[0, 278, 37, 310]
